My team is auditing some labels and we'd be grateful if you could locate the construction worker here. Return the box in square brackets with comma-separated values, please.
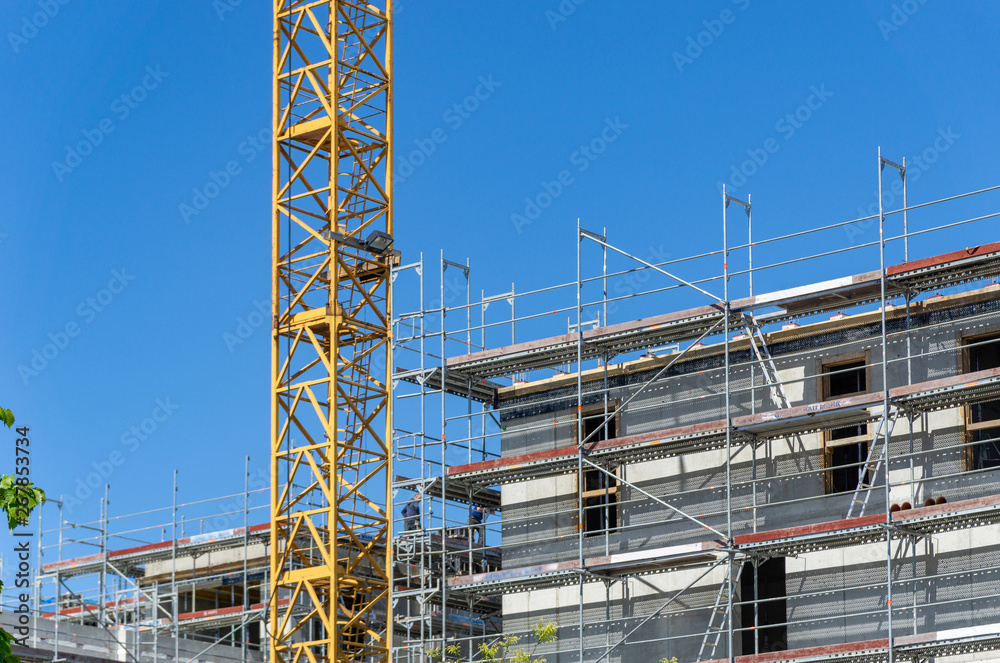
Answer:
[467, 504, 492, 544]
[402, 494, 421, 532]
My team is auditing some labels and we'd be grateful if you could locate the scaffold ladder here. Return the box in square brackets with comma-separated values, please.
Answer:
[744, 315, 790, 409]
[697, 559, 744, 661]
[847, 407, 900, 519]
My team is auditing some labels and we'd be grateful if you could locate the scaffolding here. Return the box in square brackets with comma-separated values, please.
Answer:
[5, 459, 275, 663]
[388, 152, 1000, 663]
[12, 152, 1000, 663]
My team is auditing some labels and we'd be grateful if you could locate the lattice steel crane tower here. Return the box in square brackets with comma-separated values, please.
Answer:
[270, 3, 393, 663]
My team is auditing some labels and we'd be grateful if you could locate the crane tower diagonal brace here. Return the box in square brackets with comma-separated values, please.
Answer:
[271, 3, 394, 663]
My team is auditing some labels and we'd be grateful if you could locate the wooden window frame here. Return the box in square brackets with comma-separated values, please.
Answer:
[960, 329, 1000, 471]
[819, 353, 871, 402]
[825, 427, 872, 448]
[573, 399, 622, 536]
[571, 400, 621, 447]
[566, 401, 624, 535]
[581, 482, 620, 501]
[578, 464, 621, 536]
[819, 352, 872, 494]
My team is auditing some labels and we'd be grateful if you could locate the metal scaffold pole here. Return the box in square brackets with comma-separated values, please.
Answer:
[172, 470, 178, 663]
[379, 150, 1000, 663]
[576, 218, 585, 663]
[878, 146, 896, 663]
[440, 250, 448, 653]
[243, 455, 249, 663]
[723, 185, 735, 663]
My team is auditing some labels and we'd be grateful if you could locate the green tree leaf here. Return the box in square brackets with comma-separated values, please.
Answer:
[0, 410, 31, 658]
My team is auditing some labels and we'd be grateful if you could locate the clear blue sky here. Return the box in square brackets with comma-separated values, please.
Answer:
[2, 0, 999, 538]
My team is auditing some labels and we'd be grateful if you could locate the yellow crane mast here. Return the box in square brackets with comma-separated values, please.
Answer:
[270, 3, 393, 662]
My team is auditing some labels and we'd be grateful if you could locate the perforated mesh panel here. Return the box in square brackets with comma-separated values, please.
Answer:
[492, 295, 1000, 660]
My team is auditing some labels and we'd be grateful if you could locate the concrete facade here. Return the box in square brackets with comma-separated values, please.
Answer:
[495, 287, 1000, 662]
[30, 528, 272, 663]
[3, 611, 263, 663]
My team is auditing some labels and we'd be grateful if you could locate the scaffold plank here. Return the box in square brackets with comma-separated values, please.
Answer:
[446, 366, 1000, 487]
[445, 494, 1000, 596]
[395, 367, 502, 405]
[700, 620, 1000, 663]
[894, 492, 1000, 532]
[703, 637, 890, 663]
[448, 559, 583, 595]
[444, 241, 1000, 380]
[41, 523, 271, 577]
[734, 514, 887, 556]
[448, 542, 728, 596]
[396, 610, 502, 637]
[393, 583, 502, 613]
[393, 474, 501, 509]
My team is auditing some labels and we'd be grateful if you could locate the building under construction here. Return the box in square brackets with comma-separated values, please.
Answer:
[4, 469, 271, 663]
[390, 168, 1000, 663]
[9, 171, 1000, 663]
[8, 2, 1000, 662]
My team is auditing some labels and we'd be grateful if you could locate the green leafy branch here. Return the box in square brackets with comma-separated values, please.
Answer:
[429, 621, 557, 663]
[0, 407, 45, 663]
[0, 630, 17, 663]
[0, 476, 44, 531]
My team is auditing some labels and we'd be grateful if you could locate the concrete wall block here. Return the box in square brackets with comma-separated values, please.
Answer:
[493, 294, 1000, 658]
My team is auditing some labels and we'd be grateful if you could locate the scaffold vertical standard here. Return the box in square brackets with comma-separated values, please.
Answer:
[390, 156, 1000, 663]
[12, 466, 272, 663]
